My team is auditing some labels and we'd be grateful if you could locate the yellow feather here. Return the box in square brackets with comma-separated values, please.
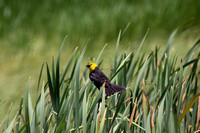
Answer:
[88, 63, 98, 72]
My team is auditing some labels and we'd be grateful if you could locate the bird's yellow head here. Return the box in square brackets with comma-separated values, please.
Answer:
[86, 62, 98, 72]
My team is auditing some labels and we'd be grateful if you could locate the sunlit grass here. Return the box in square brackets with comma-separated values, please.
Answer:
[0, 31, 199, 127]
[1, 0, 200, 131]
[1, 29, 199, 132]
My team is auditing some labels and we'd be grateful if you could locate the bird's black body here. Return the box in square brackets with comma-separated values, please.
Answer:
[89, 67, 125, 98]
[89, 67, 109, 89]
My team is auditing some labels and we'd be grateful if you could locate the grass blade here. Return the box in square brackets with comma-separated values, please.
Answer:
[121, 22, 130, 39]
[129, 98, 137, 128]
[110, 51, 133, 81]
[87, 86, 104, 121]
[60, 47, 77, 87]
[168, 111, 177, 133]
[113, 103, 130, 132]
[46, 63, 57, 114]
[133, 57, 149, 100]
[37, 63, 44, 91]
[161, 29, 177, 60]
[73, 44, 87, 131]
[100, 87, 108, 131]
[25, 78, 30, 133]
[40, 82, 45, 132]
[55, 36, 68, 103]
[16, 97, 23, 132]
[99, 108, 107, 133]
[3, 115, 17, 133]
[178, 90, 200, 125]
[146, 111, 151, 133]
[110, 90, 126, 129]
[184, 39, 200, 63]
[96, 44, 107, 64]
[127, 29, 149, 84]
[156, 97, 165, 133]
[113, 31, 121, 74]
[82, 90, 87, 133]
[142, 78, 148, 129]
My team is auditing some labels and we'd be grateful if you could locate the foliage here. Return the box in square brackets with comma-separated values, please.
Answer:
[1, 29, 200, 132]
[1, 0, 200, 50]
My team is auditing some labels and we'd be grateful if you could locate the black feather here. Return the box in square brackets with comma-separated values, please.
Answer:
[89, 67, 125, 100]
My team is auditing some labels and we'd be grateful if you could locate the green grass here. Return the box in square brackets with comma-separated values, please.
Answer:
[0, 30, 199, 131]
[1, 0, 200, 50]
[0, 1, 199, 110]
[0, 1, 200, 131]
[1, 29, 199, 132]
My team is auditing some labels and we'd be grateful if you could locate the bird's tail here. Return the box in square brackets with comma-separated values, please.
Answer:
[105, 83, 125, 97]
[98, 82, 125, 103]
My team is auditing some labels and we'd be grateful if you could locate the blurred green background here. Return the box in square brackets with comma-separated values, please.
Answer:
[0, 0, 199, 120]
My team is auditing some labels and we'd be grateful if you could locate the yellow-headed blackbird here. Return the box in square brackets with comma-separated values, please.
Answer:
[86, 63, 125, 99]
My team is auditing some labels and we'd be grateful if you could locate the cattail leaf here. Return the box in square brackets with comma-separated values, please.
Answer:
[40, 82, 45, 132]
[72, 44, 87, 131]
[113, 103, 130, 132]
[113, 30, 121, 74]
[174, 57, 200, 72]
[110, 90, 126, 129]
[66, 105, 73, 132]
[60, 47, 77, 87]
[52, 57, 56, 90]
[82, 90, 87, 133]
[87, 86, 104, 121]
[96, 43, 107, 64]
[146, 111, 151, 133]
[101, 84, 106, 120]
[168, 111, 177, 133]
[37, 63, 44, 91]
[129, 98, 137, 128]
[121, 22, 130, 39]
[91, 104, 98, 133]
[184, 39, 200, 63]
[133, 58, 149, 100]
[99, 108, 107, 133]
[111, 108, 145, 131]
[156, 97, 165, 133]
[161, 29, 177, 60]
[25, 78, 30, 133]
[3, 115, 17, 133]
[30, 111, 36, 133]
[46, 63, 57, 114]
[0, 116, 6, 130]
[142, 78, 148, 129]
[28, 94, 34, 132]
[178, 90, 200, 125]
[111, 51, 133, 81]
[127, 29, 149, 84]
[16, 97, 23, 132]
[56, 35, 67, 88]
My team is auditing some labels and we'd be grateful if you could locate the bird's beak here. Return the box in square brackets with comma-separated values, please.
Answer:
[86, 64, 90, 68]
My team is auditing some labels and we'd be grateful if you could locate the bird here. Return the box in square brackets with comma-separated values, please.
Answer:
[86, 62, 125, 101]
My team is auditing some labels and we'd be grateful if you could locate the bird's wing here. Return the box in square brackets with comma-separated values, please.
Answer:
[89, 72, 103, 84]
[89, 67, 109, 84]
[95, 67, 109, 81]
[89, 67, 125, 98]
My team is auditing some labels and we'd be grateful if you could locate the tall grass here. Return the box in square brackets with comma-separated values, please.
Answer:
[1, 0, 200, 50]
[1, 30, 200, 132]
